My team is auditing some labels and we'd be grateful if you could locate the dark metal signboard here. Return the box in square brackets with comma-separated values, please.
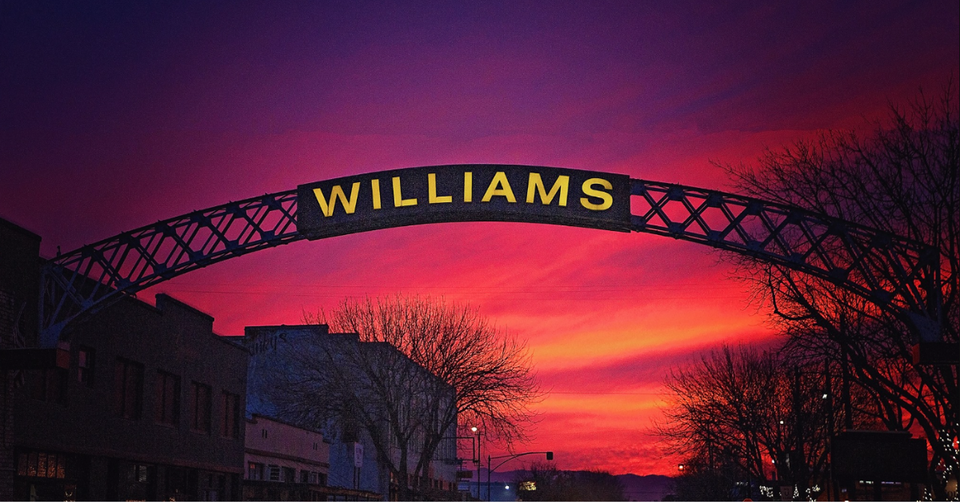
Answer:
[296, 164, 632, 239]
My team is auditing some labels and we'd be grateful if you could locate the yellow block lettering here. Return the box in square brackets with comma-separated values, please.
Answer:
[526, 173, 569, 206]
[464, 171, 473, 202]
[313, 182, 361, 217]
[428, 173, 452, 204]
[481, 171, 517, 202]
[580, 178, 614, 210]
[392, 176, 418, 207]
[371, 179, 382, 210]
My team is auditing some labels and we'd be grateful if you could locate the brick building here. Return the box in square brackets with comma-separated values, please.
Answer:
[1, 218, 248, 500]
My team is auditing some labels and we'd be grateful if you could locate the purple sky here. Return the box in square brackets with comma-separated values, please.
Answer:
[2, 0, 957, 475]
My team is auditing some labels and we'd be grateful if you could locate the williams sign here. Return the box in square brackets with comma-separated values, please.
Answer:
[297, 164, 631, 239]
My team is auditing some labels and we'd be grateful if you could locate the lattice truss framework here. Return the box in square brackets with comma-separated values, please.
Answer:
[37, 180, 941, 347]
[630, 180, 940, 317]
[39, 190, 303, 346]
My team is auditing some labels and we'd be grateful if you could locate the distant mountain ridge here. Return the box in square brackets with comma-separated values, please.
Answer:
[617, 473, 674, 501]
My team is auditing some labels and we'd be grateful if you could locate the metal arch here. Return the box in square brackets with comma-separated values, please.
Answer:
[629, 179, 940, 327]
[39, 190, 303, 347]
[37, 177, 941, 347]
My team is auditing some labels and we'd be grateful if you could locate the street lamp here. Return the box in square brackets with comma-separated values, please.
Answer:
[457, 427, 482, 498]
[486, 451, 553, 501]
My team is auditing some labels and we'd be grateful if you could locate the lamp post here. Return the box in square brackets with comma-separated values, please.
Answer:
[472, 427, 481, 499]
[456, 427, 482, 499]
[486, 451, 553, 501]
[472, 427, 481, 462]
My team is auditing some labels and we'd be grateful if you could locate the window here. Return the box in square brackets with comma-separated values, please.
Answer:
[221, 391, 240, 438]
[247, 462, 264, 481]
[300, 470, 309, 483]
[282, 467, 295, 483]
[155, 370, 180, 426]
[114, 358, 143, 419]
[17, 450, 67, 478]
[77, 346, 95, 385]
[28, 368, 67, 404]
[131, 463, 149, 483]
[190, 381, 211, 433]
[267, 465, 280, 482]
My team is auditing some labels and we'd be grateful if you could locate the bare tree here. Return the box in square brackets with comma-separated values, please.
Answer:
[725, 85, 959, 496]
[660, 345, 851, 500]
[264, 294, 539, 499]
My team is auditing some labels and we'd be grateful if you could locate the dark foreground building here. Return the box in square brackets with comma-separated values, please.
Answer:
[2, 218, 248, 500]
[12, 293, 248, 500]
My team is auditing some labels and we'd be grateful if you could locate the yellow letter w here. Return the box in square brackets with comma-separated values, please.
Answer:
[313, 182, 361, 217]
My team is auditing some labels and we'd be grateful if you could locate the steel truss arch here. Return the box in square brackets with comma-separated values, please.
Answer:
[39, 190, 303, 347]
[37, 176, 941, 347]
[628, 180, 940, 327]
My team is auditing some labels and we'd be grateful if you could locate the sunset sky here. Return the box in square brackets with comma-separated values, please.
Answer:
[2, 1, 957, 476]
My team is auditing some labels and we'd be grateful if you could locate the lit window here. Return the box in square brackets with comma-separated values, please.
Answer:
[17, 450, 67, 479]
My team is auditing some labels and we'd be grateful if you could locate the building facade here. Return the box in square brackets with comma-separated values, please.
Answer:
[242, 413, 382, 500]
[243, 324, 458, 501]
[13, 292, 249, 500]
[2, 218, 249, 501]
[0, 218, 42, 499]
[243, 414, 330, 500]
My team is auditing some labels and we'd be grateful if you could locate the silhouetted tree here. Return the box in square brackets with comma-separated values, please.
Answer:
[309, 294, 541, 440]
[265, 294, 539, 499]
[725, 85, 959, 496]
[660, 345, 849, 500]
